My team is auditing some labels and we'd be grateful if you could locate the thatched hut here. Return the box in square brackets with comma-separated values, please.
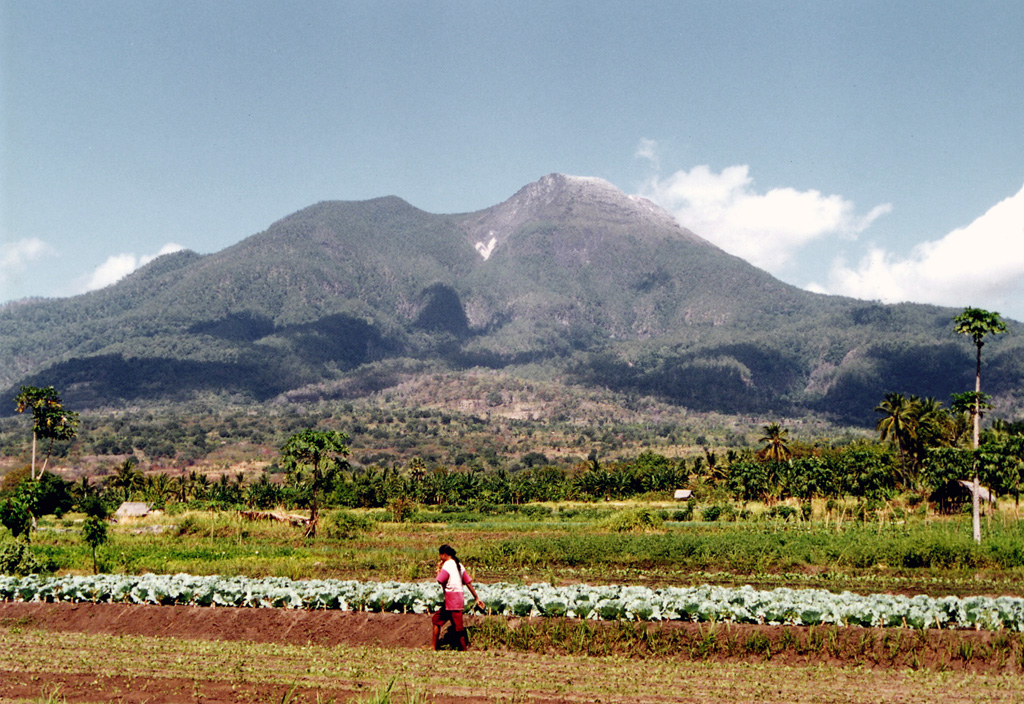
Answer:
[114, 502, 151, 520]
[928, 480, 995, 515]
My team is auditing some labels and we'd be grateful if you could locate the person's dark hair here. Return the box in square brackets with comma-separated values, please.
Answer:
[439, 544, 462, 576]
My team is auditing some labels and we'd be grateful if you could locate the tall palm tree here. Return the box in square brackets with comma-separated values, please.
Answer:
[875, 392, 920, 486]
[758, 423, 793, 462]
[954, 307, 1008, 543]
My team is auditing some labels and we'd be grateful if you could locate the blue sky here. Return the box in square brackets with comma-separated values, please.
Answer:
[3, 1, 1023, 321]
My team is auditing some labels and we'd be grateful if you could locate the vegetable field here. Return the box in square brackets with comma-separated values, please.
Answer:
[4, 572, 1024, 632]
[3, 506, 1024, 702]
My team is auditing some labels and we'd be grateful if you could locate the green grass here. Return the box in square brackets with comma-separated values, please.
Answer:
[12, 505, 1024, 597]
[475, 519, 1024, 571]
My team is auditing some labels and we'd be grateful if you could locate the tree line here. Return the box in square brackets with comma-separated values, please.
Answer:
[2, 307, 1020, 548]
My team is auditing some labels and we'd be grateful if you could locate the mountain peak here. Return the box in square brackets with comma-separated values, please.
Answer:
[460, 173, 699, 257]
[512, 173, 677, 224]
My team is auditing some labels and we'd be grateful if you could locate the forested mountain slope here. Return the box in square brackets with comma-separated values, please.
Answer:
[3, 174, 1021, 424]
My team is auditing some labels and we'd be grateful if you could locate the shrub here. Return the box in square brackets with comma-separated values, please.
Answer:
[702, 504, 737, 522]
[603, 507, 664, 533]
[767, 505, 797, 521]
[518, 505, 554, 519]
[325, 510, 373, 539]
[671, 507, 693, 521]
[0, 539, 45, 576]
[175, 515, 201, 536]
[80, 495, 110, 520]
[82, 516, 109, 574]
[386, 497, 416, 523]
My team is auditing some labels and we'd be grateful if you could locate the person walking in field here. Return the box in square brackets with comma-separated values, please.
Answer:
[432, 544, 484, 651]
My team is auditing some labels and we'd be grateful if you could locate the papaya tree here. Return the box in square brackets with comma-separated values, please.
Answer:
[953, 307, 1008, 543]
[14, 386, 80, 480]
[279, 429, 350, 537]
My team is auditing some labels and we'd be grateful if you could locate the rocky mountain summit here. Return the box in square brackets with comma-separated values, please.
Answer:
[459, 174, 698, 258]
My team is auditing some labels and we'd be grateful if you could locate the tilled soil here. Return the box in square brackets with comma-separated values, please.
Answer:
[1, 601, 1022, 704]
[0, 600, 426, 648]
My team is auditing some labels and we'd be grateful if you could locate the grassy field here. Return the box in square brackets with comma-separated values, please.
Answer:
[3, 626, 1024, 704]
[19, 501, 1024, 597]
[4, 503, 1024, 703]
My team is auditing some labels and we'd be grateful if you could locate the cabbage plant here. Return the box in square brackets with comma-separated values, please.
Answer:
[0, 574, 1021, 631]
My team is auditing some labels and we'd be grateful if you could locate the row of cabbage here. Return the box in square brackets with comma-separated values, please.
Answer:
[1, 573, 1022, 631]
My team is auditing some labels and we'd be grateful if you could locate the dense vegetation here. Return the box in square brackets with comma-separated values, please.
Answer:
[2, 435, 1021, 528]
[2, 369, 1022, 547]
[3, 176, 1023, 423]
[3, 501, 1024, 600]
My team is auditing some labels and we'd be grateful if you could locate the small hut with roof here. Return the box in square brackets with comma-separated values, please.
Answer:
[928, 480, 995, 515]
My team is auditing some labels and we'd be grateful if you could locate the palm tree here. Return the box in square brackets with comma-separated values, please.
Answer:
[984, 418, 1012, 444]
[875, 392, 919, 477]
[914, 397, 949, 445]
[107, 457, 144, 502]
[758, 423, 793, 462]
[145, 473, 173, 504]
[704, 447, 729, 484]
[908, 397, 954, 480]
[188, 471, 211, 501]
[954, 307, 1008, 543]
[170, 475, 190, 503]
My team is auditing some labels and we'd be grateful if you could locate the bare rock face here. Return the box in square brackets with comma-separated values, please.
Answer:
[460, 173, 706, 261]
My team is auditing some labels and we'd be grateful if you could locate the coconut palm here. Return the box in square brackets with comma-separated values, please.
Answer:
[954, 307, 1008, 543]
[983, 418, 1013, 444]
[170, 475, 190, 503]
[913, 397, 949, 444]
[907, 396, 955, 479]
[144, 473, 174, 504]
[875, 392, 919, 473]
[705, 447, 729, 484]
[107, 457, 144, 502]
[758, 423, 793, 462]
[188, 471, 211, 501]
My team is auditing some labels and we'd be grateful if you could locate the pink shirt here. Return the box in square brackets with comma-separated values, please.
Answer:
[436, 558, 472, 610]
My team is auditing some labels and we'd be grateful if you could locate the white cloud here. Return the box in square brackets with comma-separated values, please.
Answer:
[634, 138, 659, 169]
[814, 184, 1024, 321]
[1, 238, 55, 289]
[636, 162, 892, 272]
[79, 243, 185, 293]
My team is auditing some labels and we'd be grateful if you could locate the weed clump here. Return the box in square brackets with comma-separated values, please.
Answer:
[602, 507, 664, 533]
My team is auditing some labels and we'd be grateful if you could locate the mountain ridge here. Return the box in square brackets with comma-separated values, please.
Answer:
[2, 173, 1022, 424]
